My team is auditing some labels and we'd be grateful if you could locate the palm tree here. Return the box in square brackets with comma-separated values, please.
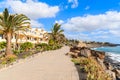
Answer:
[0, 8, 30, 56]
[50, 23, 64, 44]
[57, 34, 66, 44]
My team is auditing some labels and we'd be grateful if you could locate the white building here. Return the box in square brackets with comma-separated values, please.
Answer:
[0, 28, 49, 44]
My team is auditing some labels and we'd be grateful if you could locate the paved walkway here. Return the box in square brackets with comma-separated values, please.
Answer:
[0, 46, 79, 80]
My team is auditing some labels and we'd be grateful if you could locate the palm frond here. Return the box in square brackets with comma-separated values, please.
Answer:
[0, 8, 30, 34]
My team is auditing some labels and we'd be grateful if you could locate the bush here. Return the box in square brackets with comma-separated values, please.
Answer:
[71, 58, 80, 65]
[1, 54, 17, 65]
[20, 42, 34, 51]
[6, 54, 17, 63]
[48, 39, 55, 46]
[13, 50, 20, 55]
[36, 43, 48, 51]
[35, 43, 62, 51]
[0, 41, 6, 50]
[1, 60, 7, 65]
[36, 43, 48, 47]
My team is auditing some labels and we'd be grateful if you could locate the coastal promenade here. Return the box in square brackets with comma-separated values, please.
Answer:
[0, 46, 79, 80]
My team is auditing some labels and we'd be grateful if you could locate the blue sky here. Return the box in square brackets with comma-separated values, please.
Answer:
[0, 0, 120, 43]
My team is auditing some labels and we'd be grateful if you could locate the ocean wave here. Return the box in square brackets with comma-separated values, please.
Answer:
[91, 48, 97, 50]
[106, 52, 120, 63]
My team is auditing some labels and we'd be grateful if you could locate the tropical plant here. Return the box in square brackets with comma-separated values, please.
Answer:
[57, 34, 66, 45]
[0, 41, 6, 50]
[0, 8, 30, 56]
[48, 39, 55, 46]
[20, 42, 33, 51]
[1, 54, 17, 65]
[50, 23, 65, 44]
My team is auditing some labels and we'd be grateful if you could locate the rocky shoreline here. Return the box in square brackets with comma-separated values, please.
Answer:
[77, 41, 119, 48]
[105, 55, 120, 69]
[67, 46, 120, 80]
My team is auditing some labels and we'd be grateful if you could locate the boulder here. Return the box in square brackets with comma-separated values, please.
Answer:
[91, 50, 105, 60]
[67, 52, 78, 58]
[70, 46, 78, 52]
[97, 57, 106, 70]
[112, 69, 120, 79]
[70, 46, 81, 52]
[66, 52, 74, 55]
[80, 47, 91, 57]
[74, 50, 80, 53]
[104, 62, 113, 70]
[106, 70, 116, 80]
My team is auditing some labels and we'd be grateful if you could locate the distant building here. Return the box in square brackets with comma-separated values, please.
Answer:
[0, 28, 49, 44]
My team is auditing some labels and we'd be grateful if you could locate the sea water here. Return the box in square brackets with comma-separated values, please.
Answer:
[93, 46, 120, 63]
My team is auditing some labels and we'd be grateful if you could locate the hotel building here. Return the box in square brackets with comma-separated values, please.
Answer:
[0, 28, 49, 44]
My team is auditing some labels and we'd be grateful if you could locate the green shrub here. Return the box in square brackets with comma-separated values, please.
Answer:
[48, 39, 55, 46]
[36, 43, 48, 51]
[1, 60, 7, 65]
[36, 43, 48, 48]
[1, 54, 17, 65]
[0, 41, 6, 50]
[6, 54, 17, 63]
[8, 57, 16, 63]
[71, 58, 80, 65]
[13, 50, 20, 55]
[35, 43, 62, 51]
[20, 42, 34, 51]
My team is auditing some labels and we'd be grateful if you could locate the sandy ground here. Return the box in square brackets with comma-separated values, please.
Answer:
[0, 46, 79, 80]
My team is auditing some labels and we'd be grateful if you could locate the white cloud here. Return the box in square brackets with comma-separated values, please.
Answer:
[68, 0, 78, 8]
[109, 30, 120, 37]
[62, 11, 120, 33]
[91, 30, 110, 35]
[7, 0, 60, 19]
[65, 32, 92, 41]
[30, 20, 43, 28]
[94, 35, 109, 39]
[61, 11, 120, 42]
[0, 0, 60, 28]
[55, 20, 64, 24]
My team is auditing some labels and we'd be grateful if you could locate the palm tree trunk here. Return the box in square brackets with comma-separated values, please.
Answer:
[5, 32, 12, 55]
[15, 34, 19, 50]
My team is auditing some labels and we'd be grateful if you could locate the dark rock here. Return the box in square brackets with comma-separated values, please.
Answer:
[104, 62, 113, 70]
[70, 46, 105, 59]
[74, 50, 80, 53]
[75, 65, 87, 80]
[70, 46, 78, 52]
[105, 56, 120, 69]
[70, 46, 81, 52]
[79, 47, 91, 57]
[91, 50, 105, 60]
